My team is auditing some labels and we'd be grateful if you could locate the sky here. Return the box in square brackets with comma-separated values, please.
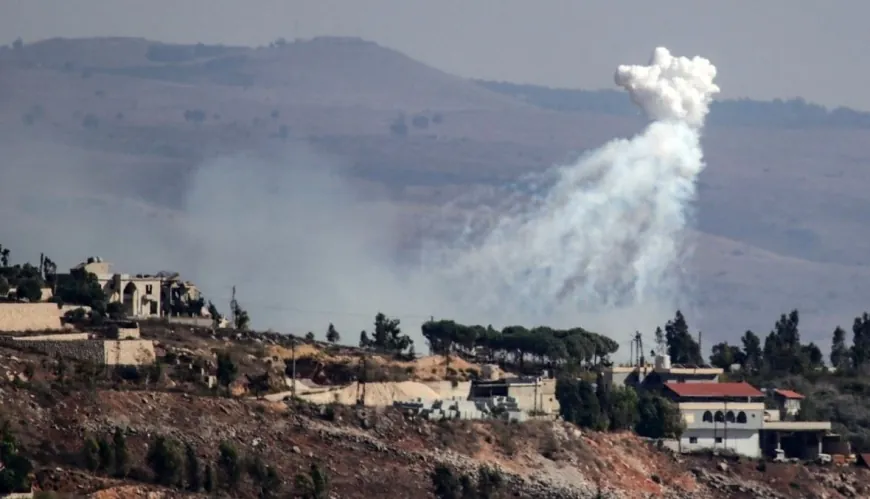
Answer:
[3, 0, 869, 110]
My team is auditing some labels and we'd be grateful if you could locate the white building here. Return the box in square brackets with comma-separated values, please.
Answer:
[663, 381, 765, 458]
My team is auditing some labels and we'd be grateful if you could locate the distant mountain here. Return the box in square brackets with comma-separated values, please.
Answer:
[0, 37, 526, 111]
[477, 80, 870, 129]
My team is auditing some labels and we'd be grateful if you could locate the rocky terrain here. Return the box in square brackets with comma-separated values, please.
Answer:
[0, 324, 868, 498]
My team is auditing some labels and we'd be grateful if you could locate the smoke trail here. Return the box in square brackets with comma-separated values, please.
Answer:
[424, 47, 720, 338]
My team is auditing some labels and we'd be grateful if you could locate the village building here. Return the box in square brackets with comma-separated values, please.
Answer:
[600, 354, 722, 391]
[68, 257, 207, 320]
[760, 390, 832, 460]
[468, 375, 559, 415]
[663, 381, 765, 457]
[771, 388, 804, 419]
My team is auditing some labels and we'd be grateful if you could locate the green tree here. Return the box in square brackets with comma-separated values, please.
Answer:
[184, 443, 201, 491]
[56, 268, 106, 309]
[431, 464, 462, 499]
[0, 423, 33, 494]
[15, 278, 42, 302]
[112, 427, 129, 478]
[0, 276, 9, 298]
[851, 313, 870, 370]
[830, 326, 849, 370]
[326, 323, 340, 344]
[294, 463, 329, 499]
[741, 330, 762, 373]
[664, 311, 702, 365]
[203, 463, 215, 493]
[246, 371, 271, 399]
[97, 437, 114, 473]
[359, 330, 370, 348]
[709, 342, 744, 370]
[555, 378, 604, 430]
[146, 436, 183, 486]
[635, 392, 684, 439]
[607, 386, 639, 431]
[217, 441, 241, 489]
[82, 437, 100, 471]
[216, 351, 238, 395]
[230, 289, 250, 330]
[207, 301, 223, 330]
[0, 246, 9, 267]
[305, 331, 315, 341]
[373, 312, 412, 354]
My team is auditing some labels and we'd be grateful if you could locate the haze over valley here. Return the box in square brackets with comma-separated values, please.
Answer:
[2, 36, 870, 348]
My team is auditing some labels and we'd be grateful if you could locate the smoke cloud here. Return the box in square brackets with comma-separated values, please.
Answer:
[418, 47, 721, 345]
[0, 47, 719, 353]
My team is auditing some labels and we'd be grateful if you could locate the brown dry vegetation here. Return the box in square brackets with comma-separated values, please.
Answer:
[1, 326, 869, 498]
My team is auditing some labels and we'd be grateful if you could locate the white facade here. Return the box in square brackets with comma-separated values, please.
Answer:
[680, 428, 760, 458]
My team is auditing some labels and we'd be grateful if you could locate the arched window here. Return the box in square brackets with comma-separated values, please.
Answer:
[737, 411, 747, 423]
[714, 411, 725, 422]
[726, 411, 736, 423]
[703, 411, 713, 423]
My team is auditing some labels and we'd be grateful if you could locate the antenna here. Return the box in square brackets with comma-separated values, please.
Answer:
[230, 285, 237, 328]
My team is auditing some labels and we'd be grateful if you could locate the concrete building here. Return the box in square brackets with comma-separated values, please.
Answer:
[760, 390, 832, 460]
[69, 257, 205, 320]
[468, 376, 558, 415]
[772, 389, 804, 419]
[663, 381, 765, 457]
[601, 355, 722, 392]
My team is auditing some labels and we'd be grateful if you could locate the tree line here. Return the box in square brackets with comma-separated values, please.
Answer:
[420, 319, 619, 371]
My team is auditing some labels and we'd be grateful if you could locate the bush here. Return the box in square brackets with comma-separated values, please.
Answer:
[217, 441, 241, 489]
[0, 423, 34, 493]
[146, 436, 183, 486]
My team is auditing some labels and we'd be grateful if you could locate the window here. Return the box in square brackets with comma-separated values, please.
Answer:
[715, 437, 723, 444]
[714, 411, 725, 422]
[689, 437, 698, 444]
[150, 302, 158, 315]
[702, 411, 713, 423]
[737, 411, 748, 424]
[145, 284, 153, 295]
[726, 411, 736, 423]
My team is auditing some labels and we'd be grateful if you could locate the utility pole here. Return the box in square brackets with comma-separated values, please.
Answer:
[230, 286, 237, 328]
[291, 337, 297, 398]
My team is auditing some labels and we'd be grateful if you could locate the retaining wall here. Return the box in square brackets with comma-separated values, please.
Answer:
[103, 339, 156, 365]
[5, 338, 155, 366]
[0, 303, 62, 331]
[11, 332, 89, 341]
[11, 338, 105, 364]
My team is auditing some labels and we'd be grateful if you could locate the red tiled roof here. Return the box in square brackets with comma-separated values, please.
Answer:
[774, 389, 805, 400]
[664, 382, 763, 398]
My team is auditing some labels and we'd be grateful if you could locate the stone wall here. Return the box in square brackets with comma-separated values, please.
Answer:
[0, 491, 35, 499]
[11, 339, 105, 364]
[167, 316, 216, 328]
[0, 303, 62, 331]
[11, 332, 90, 341]
[103, 340, 156, 365]
[4, 338, 155, 366]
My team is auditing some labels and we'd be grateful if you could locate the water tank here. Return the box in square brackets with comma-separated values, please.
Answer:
[655, 355, 672, 370]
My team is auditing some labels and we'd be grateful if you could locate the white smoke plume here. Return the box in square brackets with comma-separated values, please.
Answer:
[421, 47, 721, 344]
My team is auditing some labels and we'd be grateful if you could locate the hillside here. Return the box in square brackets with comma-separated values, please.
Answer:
[2, 36, 870, 344]
[0, 324, 868, 499]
